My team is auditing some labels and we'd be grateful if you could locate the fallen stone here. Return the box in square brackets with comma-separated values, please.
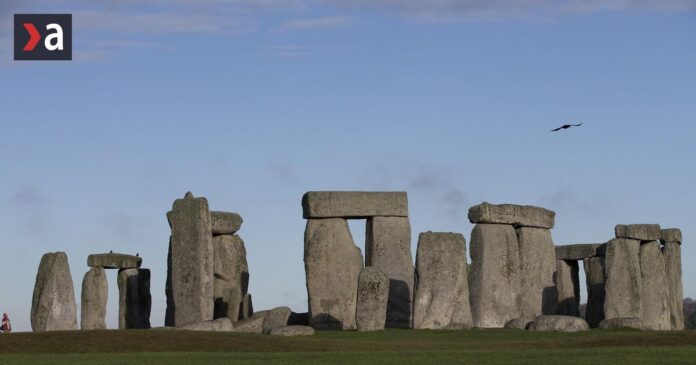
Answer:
[304, 218, 363, 330]
[211, 211, 243, 235]
[241, 293, 254, 319]
[615, 224, 661, 241]
[356, 267, 389, 331]
[31, 252, 78, 332]
[660, 228, 682, 244]
[504, 317, 534, 330]
[517, 227, 557, 318]
[584, 256, 606, 328]
[118, 268, 152, 329]
[555, 244, 605, 260]
[81, 267, 108, 330]
[288, 312, 309, 326]
[604, 238, 642, 319]
[269, 325, 315, 336]
[232, 313, 266, 333]
[413, 232, 472, 329]
[262, 307, 292, 334]
[365, 216, 414, 328]
[179, 318, 232, 332]
[468, 202, 555, 229]
[639, 241, 671, 330]
[213, 234, 248, 321]
[469, 224, 521, 328]
[663, 240, 684, 330]
[599, 317, 643, 330]
[87, 253, 141, 269]
[527, 315, 590, 332]
[302, 191, 408, 218]
[556, 260, 579, 317]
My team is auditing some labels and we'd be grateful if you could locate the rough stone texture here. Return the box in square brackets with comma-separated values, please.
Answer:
[468, 203, 555, 229]
[604, 238, 642, 319]
[87, 253, 141, 269]
[304, 218, 363, 330]
[556, 260, 580, 317]
[262, 306, 292, 334]
[302, 191, 408, 218]
[615, 224, 661, 241]
[584, 257, 606, 328]
[365, 216, 414, 329]
[660, 228, 682, 244]
[504, 317, 534, 330]
[81, 267, 108, 330]
[355, 267, 389, 331]
[117, 268, 151, 329]
[168, 192, 214, 327]
[241, 293, 254, 319]
[210, 211, 243, 236]
[413, 232, 472, 329]
[31, 252, 78, 332]
[213, 234, 248, 321]
[165, 237, 174, 327]
[527, 315, 590, 332]
[555, 244, 605, 260]
[516, 227, 558, 318]
[599, 317, 643, 330]
[288, 312, 309, 326]
[639, 241, 671, 330]
[469, 224, 521, 328]
[232, 313, 266, 333]
[269, 325, 315, 336]
[663, 240, 684, 330]
[179, 318, 232, 332]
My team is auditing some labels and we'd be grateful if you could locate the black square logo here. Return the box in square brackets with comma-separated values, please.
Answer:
[14, 14, 72, 61]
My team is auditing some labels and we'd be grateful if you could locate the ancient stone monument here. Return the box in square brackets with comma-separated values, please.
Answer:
[356, 267, 389, 331]
[81, 267, 108, 330]
[31, 252, 78, 332]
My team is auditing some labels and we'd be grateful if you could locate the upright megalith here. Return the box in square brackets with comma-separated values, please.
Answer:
[414, 232, 472, 329]
[81, 267, 108, 330]
[302, 191, 408, 218]
[639, 241, 670, 330]
[355, 267, 389, 331]
[117, 268, 151, 329]
[213, 234, 249, 321]
[584, 256, 606, 328]
[604, 238, 642, 319]
[661, 228, 684, 330]
[469, 224, 521, 328]
[556, 260, 580, 317]
[304, 218, 363, 330]
[516, 227, 557, 317]
[167, 192, 214, 327]
[365, 216, 414, 328]
[32, 252, 78, 332]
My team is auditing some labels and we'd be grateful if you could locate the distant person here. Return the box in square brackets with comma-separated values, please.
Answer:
[1, 313, 11, 333]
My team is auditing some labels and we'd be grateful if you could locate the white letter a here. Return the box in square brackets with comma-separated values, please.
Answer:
[45, 23, 64, 51]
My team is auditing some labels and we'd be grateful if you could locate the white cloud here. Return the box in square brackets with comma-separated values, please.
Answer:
[281, 15, 355, 29]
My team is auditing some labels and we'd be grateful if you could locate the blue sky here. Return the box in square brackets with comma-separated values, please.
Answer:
[1, 1, 695, 331]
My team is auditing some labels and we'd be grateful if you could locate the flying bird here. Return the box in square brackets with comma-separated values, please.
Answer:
[551, 123, 583, 132]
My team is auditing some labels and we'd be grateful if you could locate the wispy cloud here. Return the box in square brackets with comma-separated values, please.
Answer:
[281, 15, 355, 29]
[8, 185, 51, 236]
[258, 44, 345, 58]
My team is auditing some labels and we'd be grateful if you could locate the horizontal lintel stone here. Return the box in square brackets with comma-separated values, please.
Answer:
[615, 224, 661, 241]
[88, 253, 142, 269]
[468, 202, 555, 229]
[555, 244, 606, 260]
[302, 191, 408, 219]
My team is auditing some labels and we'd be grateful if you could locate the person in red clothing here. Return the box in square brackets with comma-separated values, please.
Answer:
[1, 313, 11, 333]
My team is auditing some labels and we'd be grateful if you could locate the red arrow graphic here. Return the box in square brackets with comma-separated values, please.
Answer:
[22, 23, 40, 51]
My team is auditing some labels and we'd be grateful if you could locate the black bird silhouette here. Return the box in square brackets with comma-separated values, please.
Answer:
[136, 253, 139, 257]
[551, 123, 583, 132]
[109, 250, 113, 253]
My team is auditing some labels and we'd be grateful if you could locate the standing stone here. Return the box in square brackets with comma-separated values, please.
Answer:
[468, 203, 555, 229]
[302, 191, 408, 218]
[662, 229, 684, 330]
[413, 232, 472, 329]
[469, 224, 521, 328]
[165, 237, 175, 327]
[241, 293, 253, 319]
[81, 267, 108, 330]
[584, 256, 606, 328]
[213, 234, 248, 321]
[355, 267, 389, 331]
[304, 218, 363, 330]
[639, 241, 671, 330]
[556, 260, 580, 317]
[168, 192, 214, 327]
[31, 252, 78, 332]
[365, 216, 414, 328]
[604, 238, 642, 319]
[516, 227, 557, 318]
[118, 268, 151, 329]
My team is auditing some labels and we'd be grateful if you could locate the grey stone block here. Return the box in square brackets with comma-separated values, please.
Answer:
[302, 191, 408, 218]
[118, 268, 151, 329]
[468, 202, 555, 229]
[269, 325, 315, 336]
[232, 313, 266, 333]
[663, 241, 684, 330]
[555, 244, 605, 260]
[604, 238, 642, 319]
[213, 234, 248, 321]
[87, 253, 141, 269]
[504, 317, 534, 330]
[211, 211, 243, 236]
[81, 267, 107, 330]
[356, 267, 389, 331]
[639, 241, 671, 330]
[262, 306, 291, 334]
[599, 317, 643, 330]
[527, 315, 589, 332]
[584, 256, 606, 328]
[556, 260, 580, 317]
[179, 318, 232, 331]
[31, 252, 78, 332]
[517, 227, 558, 318]
[615, 224, 661, 241]
[661, 228, 682, 244]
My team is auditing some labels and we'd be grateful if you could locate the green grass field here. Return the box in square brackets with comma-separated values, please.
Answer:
[0, 328, 694, 364]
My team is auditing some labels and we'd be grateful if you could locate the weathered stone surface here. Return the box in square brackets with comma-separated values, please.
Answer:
[599, 317, 643, 330]
[232, 313, 266, 333]
[504, 317, 534, 330]
[517, 227, 557, 318]
[469, 224, 521, 328]
[241, 293, 254, 319]
[639, 241, 671, 330]
[302, 191, 408, 218]
[414, 232, 472, 329]
[615, 224, 661, 241]
[288, 312, 309, 326]
[660, 228, 682, 244]
[555, 244, 605, 260]
[468, 203, 555, 229]
[169, 192, 214, 327]
[31, 252, 78, 332]
[556, 260, 580, 317]
[604, 238, 642, 319]
[81, 267, 107, 330]
[269, 325, 315, 336]
[118, 268, 151, 329]
[527, 315, 589, 332]
[87, 253, 141, 269]
[211, 211, 243, 236]
[304, 218, 363, 330]
[356, 267, 389, 331]
[165, 237, 174, 327]
[365, 216, 414, 328]
[179, 318, 232, 332]
[584, 257, 606, 328]
[663, 241, 684, 330]
[213, 234, 248, 321]
[262, 307, 292, 334]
